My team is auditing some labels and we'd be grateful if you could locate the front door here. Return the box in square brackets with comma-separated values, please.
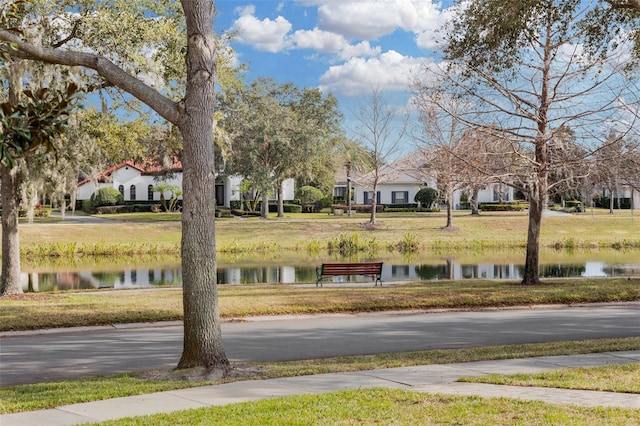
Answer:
[215, 182, 225, 207]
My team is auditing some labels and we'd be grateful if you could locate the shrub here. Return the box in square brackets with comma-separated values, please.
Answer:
[479, 202, 526, 211]
[414, 187, 438, 207]
[215, 208, 232, 218]
[231, 209, 261, 217]
[296, 185, 325, 211]
[593, 197, 631, 209]
[383, 207, 412, 213]
[331, 204, 383, 213]
[284, 203, 302, 213]
[267, 203, 303, 213]
[90, 187, 123, 208]
[95, 205, 135, 214]
[387, 203, 419, 209]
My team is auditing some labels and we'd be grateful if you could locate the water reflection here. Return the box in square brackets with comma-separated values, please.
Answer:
[21, 258, 640, 292]
[22, 267, 182, 292]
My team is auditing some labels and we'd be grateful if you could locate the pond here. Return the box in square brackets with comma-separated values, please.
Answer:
[20, 249, 640, 292]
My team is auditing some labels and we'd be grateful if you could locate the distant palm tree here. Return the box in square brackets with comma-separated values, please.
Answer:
[153, 184, 182, 212]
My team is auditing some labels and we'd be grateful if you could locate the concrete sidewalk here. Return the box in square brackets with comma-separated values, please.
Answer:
[2, 351, 639, 425]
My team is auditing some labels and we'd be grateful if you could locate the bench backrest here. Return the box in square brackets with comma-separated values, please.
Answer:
[322, 262, 383, 275]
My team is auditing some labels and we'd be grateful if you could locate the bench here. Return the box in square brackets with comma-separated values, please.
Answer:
[316, 262, 383, 287]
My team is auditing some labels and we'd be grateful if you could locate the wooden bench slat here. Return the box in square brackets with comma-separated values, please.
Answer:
[316, 262, 383, 287]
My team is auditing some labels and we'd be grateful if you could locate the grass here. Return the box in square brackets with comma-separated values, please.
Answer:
[14, 210, 640, 259]
[2, 278, 640, 331]
[89, 388, 640, 426]
[460, 362, 640, 393]
[1, 337, 639, 414]
[2, 210, 639, 422]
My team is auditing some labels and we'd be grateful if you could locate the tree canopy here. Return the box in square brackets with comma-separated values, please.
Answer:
[220, 77, 343, 218]
[0, 0, 231, 374]
[423, 0, 640, 284]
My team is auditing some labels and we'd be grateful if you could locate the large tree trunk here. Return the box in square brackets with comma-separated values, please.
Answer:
[522, 30, 551, 286]
[609, 188, 615, 214]
[1, 59, 25, 297]
[176, 0, 228, 373]
[471, 188, 480, 215]
[369, 183, 378, 224]
[522, 192, 542, 284]
[276, 181, 284, 218]
[23, 182, 38, 224]
[261, 193, 269, 219]
[445, 184, 454, 228]
[522, 138, 547, 285]
[1, 164, 23, 296]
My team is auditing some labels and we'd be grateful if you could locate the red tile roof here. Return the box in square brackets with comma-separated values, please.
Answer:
[77, 160, 183, 187]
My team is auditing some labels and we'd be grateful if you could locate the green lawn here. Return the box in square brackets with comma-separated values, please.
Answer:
[90, 388, 640, 426]
[1, 338, 639, 415]
[460, 362, 640, 393]
[2, 278, 639, 331]
[15, 210, 640, 258]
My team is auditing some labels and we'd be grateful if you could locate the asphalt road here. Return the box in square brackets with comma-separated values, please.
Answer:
[1, 304, 638, 386]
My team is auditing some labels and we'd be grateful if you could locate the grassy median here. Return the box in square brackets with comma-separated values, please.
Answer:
[1, 278, 639, 331]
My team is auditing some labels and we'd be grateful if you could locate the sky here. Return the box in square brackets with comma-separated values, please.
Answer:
[213, 0, 455, 152]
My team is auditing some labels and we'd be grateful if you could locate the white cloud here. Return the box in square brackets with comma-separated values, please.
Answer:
[319, 50, 426, 97]
[232, 1, 449, 56]
[231, 6, 381, 59]
[292, 28, 346, 53]
[231, 5, 292, 53]
[314, 0, 445, 41]
[292, 29, 380, 59]
[337, 41, 381, 60]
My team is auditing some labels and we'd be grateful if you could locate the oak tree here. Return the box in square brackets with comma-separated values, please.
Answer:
[1, 0, 229, 373]
[421, 0, 640, 284]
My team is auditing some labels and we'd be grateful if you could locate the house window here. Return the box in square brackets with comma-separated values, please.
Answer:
[391, 191, 409, 204]
[364, 191, 381, 205]
[118, 185, 124, 196]
[130, 185, 136, 201]
[147, 185, 154, 201]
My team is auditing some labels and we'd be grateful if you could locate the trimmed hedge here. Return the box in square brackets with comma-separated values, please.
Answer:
[384, 207, 441, 213]
[215, 208, 232, 218]
[479, 202, 526, 211]
[387, 203, 419, 209]
[593, 197, 631, 209]
[267, 203, 303, 213]
[95, 204, 162, 214]
[331, 204, 384, 213]
[231, 209, 261, 217]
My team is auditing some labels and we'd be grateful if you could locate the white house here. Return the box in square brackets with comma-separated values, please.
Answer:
[77, 160, 295, 208]
[599, 182, 640, 210]
[347, 149, 514, 209]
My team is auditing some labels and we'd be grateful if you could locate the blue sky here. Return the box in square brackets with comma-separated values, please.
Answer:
[213, 0, 454, 150]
